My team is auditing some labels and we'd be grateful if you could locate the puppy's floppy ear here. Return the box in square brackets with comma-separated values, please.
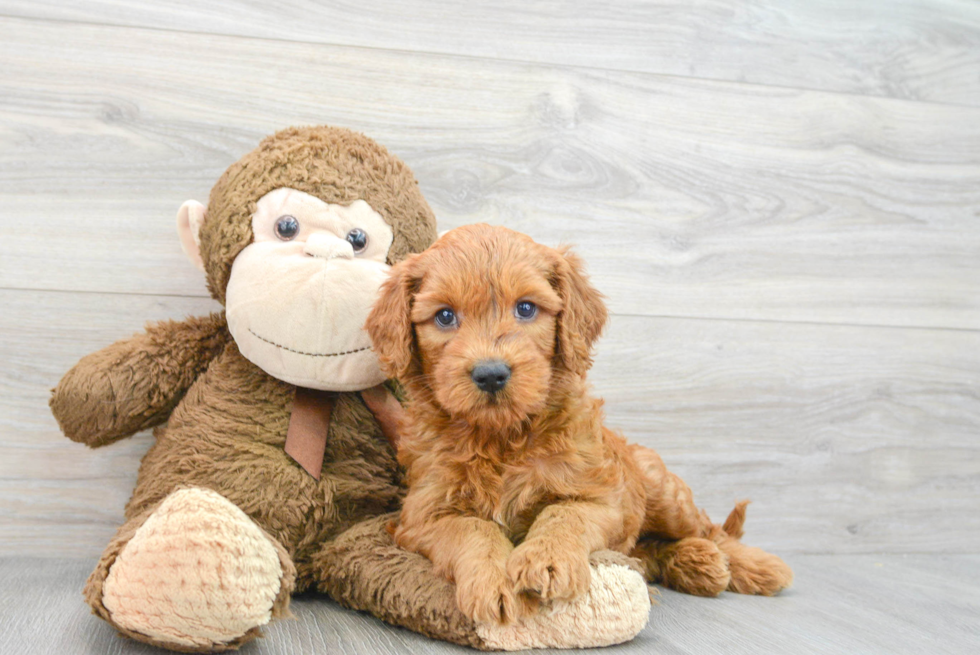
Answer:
[366, 255, 421, 380]
[552, 246, 608, 375]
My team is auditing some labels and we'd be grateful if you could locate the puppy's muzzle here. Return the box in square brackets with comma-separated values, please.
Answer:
[471, 360, 511, 394]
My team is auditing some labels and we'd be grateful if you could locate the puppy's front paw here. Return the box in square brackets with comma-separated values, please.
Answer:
[507, 538, 591, 601]
[456, 564, 521, 625]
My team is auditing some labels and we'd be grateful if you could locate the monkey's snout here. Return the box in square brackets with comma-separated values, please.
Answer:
[303, 234, 355, 260]
[471, 361, 511, 394]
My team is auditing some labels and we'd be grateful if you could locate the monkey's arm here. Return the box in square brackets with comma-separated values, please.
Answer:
[50, 313, 230, 448]
[315, 514, 485, 647]
[314, 514, 651, 650]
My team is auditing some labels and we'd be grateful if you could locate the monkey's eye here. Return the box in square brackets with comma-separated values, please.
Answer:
[434, 308, 458, 329]
[274, 215, 300, 240]
[346, 228, 368, 253]
[515, 301, 537, 320]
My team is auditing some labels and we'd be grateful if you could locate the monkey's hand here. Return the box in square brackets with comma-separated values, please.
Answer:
[50, 313, 229, 448]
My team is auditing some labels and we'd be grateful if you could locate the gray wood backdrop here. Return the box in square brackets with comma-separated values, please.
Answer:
[1, 1, 978, 562]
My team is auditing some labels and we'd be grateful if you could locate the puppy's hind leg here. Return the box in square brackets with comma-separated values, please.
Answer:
[632, 537, 730, 597]
[629, 445, 712, 539]
[629, 445, 793, 596]
[627, 444, 731, 596]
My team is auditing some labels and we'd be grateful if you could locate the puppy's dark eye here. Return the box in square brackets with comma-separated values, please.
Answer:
[434, 308, 458, 329]
[346, 228, 368, 253]
[515, 301, 537, 320]
[275, 215, 300, 240]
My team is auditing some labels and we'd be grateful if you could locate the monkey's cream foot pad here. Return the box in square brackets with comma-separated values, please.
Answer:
[101, 487, 285, 650]
[476, 557, 652, 650]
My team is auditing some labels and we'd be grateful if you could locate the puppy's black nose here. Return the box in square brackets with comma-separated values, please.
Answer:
[471, 360, 511, 394]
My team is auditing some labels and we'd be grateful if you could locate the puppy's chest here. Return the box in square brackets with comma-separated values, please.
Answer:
[456, 459, 562, 542]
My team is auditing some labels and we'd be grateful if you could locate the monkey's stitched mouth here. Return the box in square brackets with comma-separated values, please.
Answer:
[247, 328, 372, 358]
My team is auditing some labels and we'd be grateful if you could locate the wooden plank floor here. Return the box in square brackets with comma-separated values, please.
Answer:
[2, 555, 979, 655]
[1, 1, 979, 652]
[4, 1, 980, 106]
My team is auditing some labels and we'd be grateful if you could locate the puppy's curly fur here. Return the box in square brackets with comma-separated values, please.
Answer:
[366, 224, 792, 625]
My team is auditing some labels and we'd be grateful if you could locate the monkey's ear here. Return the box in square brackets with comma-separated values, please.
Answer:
[365, 255, 422, 381]
[552, 246, 607, 376]
[176, 200, 207, 272]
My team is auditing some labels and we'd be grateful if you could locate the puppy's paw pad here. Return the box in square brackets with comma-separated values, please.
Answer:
[456, 566, 521, 625]
[507, 539, 590, 601]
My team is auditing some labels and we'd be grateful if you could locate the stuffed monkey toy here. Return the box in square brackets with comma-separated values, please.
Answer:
[50, 126, 651, 652]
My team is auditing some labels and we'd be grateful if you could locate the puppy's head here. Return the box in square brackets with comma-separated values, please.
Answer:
[365, 224, 606, 429]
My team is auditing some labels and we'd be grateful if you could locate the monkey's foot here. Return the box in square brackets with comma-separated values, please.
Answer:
[476, 551, 651, 650]
[101, 487, 292, 651]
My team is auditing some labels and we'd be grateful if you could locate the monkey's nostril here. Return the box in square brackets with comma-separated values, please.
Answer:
[471, 360, 511, 394]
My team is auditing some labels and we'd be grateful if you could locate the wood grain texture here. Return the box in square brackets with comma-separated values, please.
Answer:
[2, 555, 979, 654]
[2, 17, 979, 329]
[1, 0, 979, 590]
[2, 289, 977, 557]
[4, 1, 980, 107]
[0, 291, 219, 556]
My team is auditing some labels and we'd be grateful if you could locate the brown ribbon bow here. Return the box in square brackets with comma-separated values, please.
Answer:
[284, 384, 403, 480]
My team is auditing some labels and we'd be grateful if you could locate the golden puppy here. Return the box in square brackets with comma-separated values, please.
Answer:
[366, 224, 792, 625]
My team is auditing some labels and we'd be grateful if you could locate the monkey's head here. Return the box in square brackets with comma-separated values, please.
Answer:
[176, 126, 437, 391]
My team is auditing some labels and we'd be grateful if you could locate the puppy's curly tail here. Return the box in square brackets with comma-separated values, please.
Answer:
[722, 500, 750, 540]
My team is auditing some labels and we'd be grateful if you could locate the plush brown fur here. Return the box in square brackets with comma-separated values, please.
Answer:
[49, 126, 511, 651]
[366, 224, 793, 624]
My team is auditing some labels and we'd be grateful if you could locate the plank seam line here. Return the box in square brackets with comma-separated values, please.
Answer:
[2, 286, 978, 334]
[1, 13, 978, 112]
